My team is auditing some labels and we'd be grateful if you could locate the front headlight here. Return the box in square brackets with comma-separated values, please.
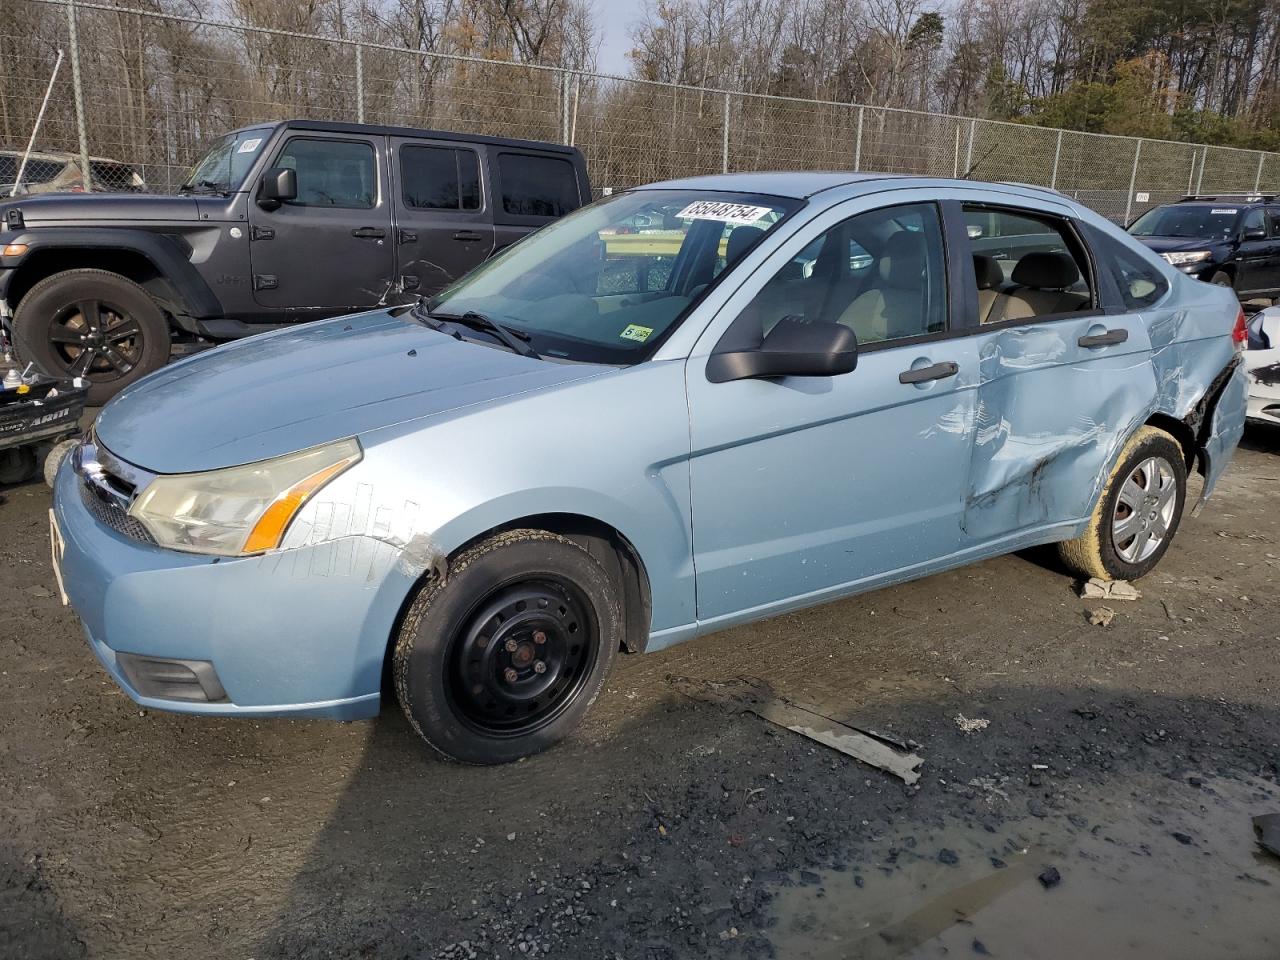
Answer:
[128, 438, 361, 556]
[1160, 250, 1213, 266]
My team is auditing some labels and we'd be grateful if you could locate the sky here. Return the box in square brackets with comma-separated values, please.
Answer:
[593, 0, 638, 76]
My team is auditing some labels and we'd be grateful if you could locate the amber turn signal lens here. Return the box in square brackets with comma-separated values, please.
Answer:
[2, 243, 28, 256]
[241, 455, 359, 554]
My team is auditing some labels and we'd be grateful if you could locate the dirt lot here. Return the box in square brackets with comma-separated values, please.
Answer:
[2, 425, 1279, 960]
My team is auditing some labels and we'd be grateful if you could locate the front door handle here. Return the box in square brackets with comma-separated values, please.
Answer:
[898, 361, 959, 385]
[453, 230, 483, 242]
[351, 227, 386, 239]
[1078, 328, 1129, 348]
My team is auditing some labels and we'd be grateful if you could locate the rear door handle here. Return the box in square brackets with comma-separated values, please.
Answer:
[898, 361, 959, 385]
[1078, 328, 1129, 348]
[453, 230, 483, 242]
[351, 227, 385, 239]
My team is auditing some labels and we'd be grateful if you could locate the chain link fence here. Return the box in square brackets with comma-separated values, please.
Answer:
[3, 0, 1279, 222]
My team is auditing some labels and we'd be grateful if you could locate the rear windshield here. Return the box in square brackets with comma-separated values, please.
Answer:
[1128, 204, 1240, 240]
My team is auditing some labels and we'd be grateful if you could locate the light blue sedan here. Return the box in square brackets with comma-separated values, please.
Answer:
[51, 173, 1248, 763]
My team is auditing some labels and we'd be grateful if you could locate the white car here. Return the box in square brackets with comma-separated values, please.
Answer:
[1246, 308, 1280, 426]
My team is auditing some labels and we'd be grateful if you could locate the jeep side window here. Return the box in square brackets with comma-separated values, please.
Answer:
[275, 138, 376, 209]
[401, 146, 481, 211]
[496, 153, 578, 218]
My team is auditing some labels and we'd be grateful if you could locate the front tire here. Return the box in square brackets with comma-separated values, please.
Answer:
[1209, 270, 1233, 288]
[1058, 426, 1187, 581]
[393, 530, 622, 764]
[12, 268, 170, 405]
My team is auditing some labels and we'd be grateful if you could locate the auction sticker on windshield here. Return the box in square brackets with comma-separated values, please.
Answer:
[1211, 208, 1238, 215]
[238, 137, 263, 153]
[677, 201, 772, 224]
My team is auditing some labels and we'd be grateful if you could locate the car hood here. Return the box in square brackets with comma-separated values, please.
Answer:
[1132, 235, 1229, 254]
[1, 192, 199, 223]
[94, 311, 611, 473]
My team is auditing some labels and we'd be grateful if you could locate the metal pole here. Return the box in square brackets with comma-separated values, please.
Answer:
[1195, 147, 1206, 195]
[12, 50, 64, 197]
[569, 73, 580, 147]
[853, 105, 863, 171]
[1124, 139, 1142, 225]
[965, 119, 975, 174]
[65, 0, 91, 193]
[355, 43, 365, 124]
[1254, 151, 1265, 194]
[1187, 148, 1197, 195]
[951, 124, 960, 178]
[560, 70, 570, 144]
[721, 91, 730, 174]
[1050, 129, 1062, 189]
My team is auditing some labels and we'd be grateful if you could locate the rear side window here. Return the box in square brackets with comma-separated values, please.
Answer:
[401, 145, 480, 211]
[497, 153, 578, 218]
[1093, 232, 1170, 309]
[275, 138, 376, 208]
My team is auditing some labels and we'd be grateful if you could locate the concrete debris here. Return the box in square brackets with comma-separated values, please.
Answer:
[1080, 577, 1140, 601]
[669, 676, 924, 785]
[1088, 606, 1116, 627]
[954, 715, 990, 733]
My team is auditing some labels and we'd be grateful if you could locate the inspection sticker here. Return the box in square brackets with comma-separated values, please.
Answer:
[237, 137, 263, 153]
[619, 324, 654, 343]
[677, 201, 771, 224]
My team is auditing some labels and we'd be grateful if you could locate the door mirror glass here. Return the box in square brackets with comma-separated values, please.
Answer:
[707, 317, 858, 383]
[1243, 226, 1266, 241]
[259, 167, 297, 208]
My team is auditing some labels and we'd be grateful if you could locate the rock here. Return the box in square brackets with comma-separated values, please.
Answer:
[938, 848, 959, 865]
[1080, 578, 1140, 601]
[1088, 606, 1116, 627]
[1037, 866, 1061, 889]
[1172, 832, 1193, 845]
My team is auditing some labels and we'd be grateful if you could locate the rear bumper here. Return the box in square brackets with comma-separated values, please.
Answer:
[51, 458, 418, 719]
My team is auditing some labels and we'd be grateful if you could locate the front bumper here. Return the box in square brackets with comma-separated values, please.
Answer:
[51, 458, 418, 720]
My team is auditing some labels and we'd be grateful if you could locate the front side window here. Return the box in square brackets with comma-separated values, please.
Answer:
[962, 205, 1094, 324]
[401, 145, 480, 210]
[274, 138, 376, 208]
[497, 153, 579, 217]
[1242, 207, 1266, 237]
[719, 202, 948, 350]
[427, 190, 799, 363]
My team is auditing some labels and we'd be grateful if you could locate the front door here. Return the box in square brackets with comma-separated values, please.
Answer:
[390, 137, 495, 299]
[1235, 207, 1280, 296]
[248, 133, 394, 310]
[686, 198, 978, 626]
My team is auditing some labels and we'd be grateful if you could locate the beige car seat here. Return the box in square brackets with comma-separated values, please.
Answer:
[986, 251, 1087, 323]
[837, 231, 928, 343]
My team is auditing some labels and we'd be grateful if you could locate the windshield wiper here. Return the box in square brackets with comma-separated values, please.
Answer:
[434, 310, 540, 360]
[179, 178, 227, 196]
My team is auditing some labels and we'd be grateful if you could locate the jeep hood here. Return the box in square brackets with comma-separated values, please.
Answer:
[2, 192, 199, 223]
[93, 311, 611, 473]
[1133, 235, 1229, 254]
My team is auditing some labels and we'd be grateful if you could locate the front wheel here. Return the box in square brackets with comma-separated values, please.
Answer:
[1209, 271, 1233, 288]
[1058, 426, 1187, 581]
[393, 530, 621, 764]
[12, 268, 170, 405]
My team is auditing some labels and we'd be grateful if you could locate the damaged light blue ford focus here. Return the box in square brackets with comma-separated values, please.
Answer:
[50, 174, 1247, 763]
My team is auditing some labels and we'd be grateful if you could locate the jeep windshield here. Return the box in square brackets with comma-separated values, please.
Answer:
[1128, 204, 1240, 240]
[180, 129, 270, 194]
[425, 189, 799, 364]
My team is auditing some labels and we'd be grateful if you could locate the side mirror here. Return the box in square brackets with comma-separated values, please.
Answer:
[257, 167, 297, 209]
[706, 316, 858, 383]
[1242, 226, 1267, 242]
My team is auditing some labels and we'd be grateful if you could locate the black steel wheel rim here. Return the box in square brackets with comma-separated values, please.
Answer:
[48, 298, 143, 382]
[447, 577, 599, 737]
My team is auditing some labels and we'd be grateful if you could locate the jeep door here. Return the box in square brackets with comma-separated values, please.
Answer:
[1234, 207, 1280, 296]
[248, 132, 394, 310]
[390, 137, 495, 298]
[685, 195, 979, 627]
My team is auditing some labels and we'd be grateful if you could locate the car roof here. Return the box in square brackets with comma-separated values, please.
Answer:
[635, 171, 1073, 202]
[229, 119, 582, 156]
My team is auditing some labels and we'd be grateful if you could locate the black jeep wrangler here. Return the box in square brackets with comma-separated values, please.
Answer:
[1127, 194, 1280, 301]
[0, 120, 592, 402]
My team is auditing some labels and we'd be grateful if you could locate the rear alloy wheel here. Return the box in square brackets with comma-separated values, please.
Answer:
[394, 530, 622, 764]
[1059, 426, 1188, 581]
[12, 269, 170, 404]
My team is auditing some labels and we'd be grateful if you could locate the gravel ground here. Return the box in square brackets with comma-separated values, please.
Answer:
[2, 424, 1279, 959]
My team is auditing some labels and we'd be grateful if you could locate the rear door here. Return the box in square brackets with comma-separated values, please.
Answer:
[491, 150, 585, 253]
[248, 132, 393, 310]
[953, 197, 1156, 546]
[390, 137, 494, 299]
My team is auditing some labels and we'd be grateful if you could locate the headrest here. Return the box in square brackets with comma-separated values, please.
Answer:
[1011, 251, 1079, 290]
[725, 225, 766, 263]
[879, 230, 926, 288]
[972, 254, 1004, 290]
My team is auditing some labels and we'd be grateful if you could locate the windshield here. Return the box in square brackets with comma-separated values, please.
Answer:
[180, 129, 270, 193]
[428, 190, 800, 363]
[1128, 204, 1240, 240]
